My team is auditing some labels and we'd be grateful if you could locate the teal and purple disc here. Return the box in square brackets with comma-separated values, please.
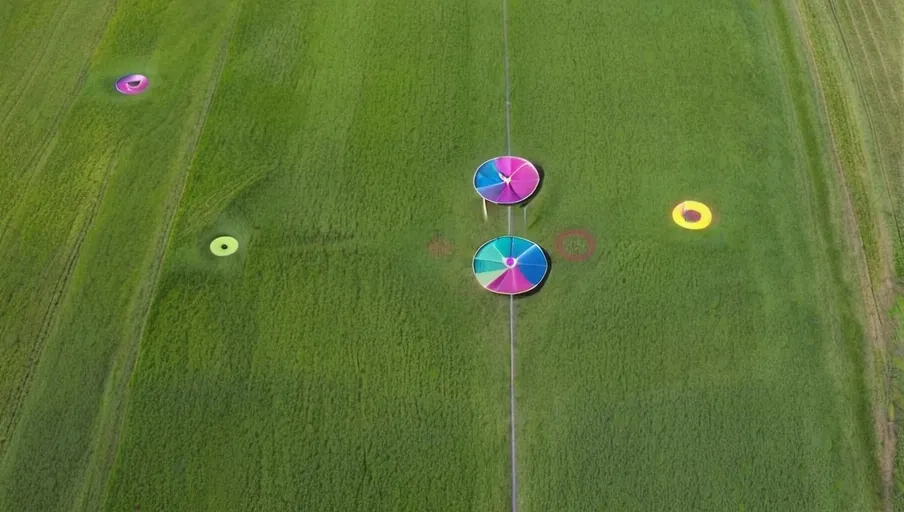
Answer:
[473, 236, 548, 295]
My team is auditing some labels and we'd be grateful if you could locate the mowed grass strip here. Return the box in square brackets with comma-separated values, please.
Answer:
[0, 0, 242, 509]
[509, 1, 877, 510]
[103, 0, 514, 510]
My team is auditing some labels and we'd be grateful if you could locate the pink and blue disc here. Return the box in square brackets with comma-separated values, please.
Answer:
[474, 156, 540, 205]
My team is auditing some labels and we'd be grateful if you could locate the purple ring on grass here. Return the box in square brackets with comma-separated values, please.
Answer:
[115, 74, 149, 95]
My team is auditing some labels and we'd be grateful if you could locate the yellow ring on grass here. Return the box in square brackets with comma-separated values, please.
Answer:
[210, 236, 239, 256]
[672, 201, 712, 230]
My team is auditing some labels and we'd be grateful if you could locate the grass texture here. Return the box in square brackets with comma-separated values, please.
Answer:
[508, 1, 878, 510]
[0, 0, 882, 510]
[100, 2, 517, 509]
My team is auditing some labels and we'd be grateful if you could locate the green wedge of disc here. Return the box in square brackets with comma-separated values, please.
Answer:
[210, 236, 239, 256]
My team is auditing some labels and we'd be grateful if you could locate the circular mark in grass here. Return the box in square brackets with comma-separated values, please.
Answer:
[672, 201, 713, 230]
[554, 229, 596, 262]
[210, 236, 239, 256]
[426, 235, 452, 257]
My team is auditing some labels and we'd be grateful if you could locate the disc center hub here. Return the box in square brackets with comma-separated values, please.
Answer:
[504, 257, 516, 267]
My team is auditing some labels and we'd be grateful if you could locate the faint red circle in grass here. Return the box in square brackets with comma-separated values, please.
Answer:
[554, 229, 596, 262]
[426, 235, 452, 257]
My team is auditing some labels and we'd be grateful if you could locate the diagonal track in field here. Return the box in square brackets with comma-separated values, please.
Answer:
[78, 4, 245, 509]
[0, 144, 121, 463]
[0, 0, 120, 247]
[0, 0, 121, 462]
[0, 0, 75, 130]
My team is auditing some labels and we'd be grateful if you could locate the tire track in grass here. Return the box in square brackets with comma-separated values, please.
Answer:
[788, 2, 893, 508]
[836, 0, 896, 109]
[830, 0, 904, 249]
[80, 5, 244, 509]
[824, 0, 903, 258]
[0, 0, 121, 245]
[0, 0, 121, 461]
[0, 145, 120, 461]
[866, 0, 903, 29]
[849, 0, 902, 106]
[176, 168, 268, 238]
[0, 0, 74, 128]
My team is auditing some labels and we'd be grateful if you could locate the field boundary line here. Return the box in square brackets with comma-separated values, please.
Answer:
[500, 0, 517, 509]
[81, 4, 244, 509]
[788, 1, 892, 508]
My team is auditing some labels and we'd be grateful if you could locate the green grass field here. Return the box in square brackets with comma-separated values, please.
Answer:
[0, 0, 892, 510]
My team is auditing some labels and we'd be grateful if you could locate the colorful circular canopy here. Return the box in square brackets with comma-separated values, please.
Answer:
[474, 156, 540, 204]
[672, 200, 713, 230]
[115, 74, 149, 95]
[473, 236, 548, 295]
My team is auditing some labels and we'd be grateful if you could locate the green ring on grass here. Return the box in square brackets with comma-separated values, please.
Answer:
[210, 236, 239, 257]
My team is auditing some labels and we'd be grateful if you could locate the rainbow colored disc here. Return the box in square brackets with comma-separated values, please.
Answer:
[474, 156, 540, 205]
[473, 236, 548, 295]
[115, 74, 149, 95]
